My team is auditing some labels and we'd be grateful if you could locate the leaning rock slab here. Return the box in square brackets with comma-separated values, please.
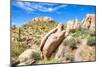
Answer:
[18, 48, 35, 65]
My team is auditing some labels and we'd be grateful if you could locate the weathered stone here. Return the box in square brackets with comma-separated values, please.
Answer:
[18, 49, 35, 65]
[40, 23, 66, 60]
[54, 40, 74, 63]
[81, 14, 96, 30]
[73, 19, 79, 30]
[66, 19, 79, 31]
[74, 45, 95, 62]
[54, 43, 66, 60]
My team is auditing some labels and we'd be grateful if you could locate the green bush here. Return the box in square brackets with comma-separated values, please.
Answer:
[12, 44, 27, 57]
[65, 54, 74, 62]
[32, 52, 41, 61]
[77, 26, 89, 35]
[72, 27, 93, 39]
[42, 58, 58, 64]
[72, 31, 81, 37]
[70, 29, 76, 33]
[63, 38, 77, 49]
[87, 37, 96, 46]
[34, 38, 41, 46]
[89, 30, 96, 36]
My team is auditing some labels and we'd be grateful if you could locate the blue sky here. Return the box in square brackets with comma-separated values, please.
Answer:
[12, 1, 96, 26]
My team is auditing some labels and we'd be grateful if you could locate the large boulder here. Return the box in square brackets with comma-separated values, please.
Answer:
[54, 35, 76, 63]
[18, 48, 35, 65]
[54, 43, 71, 63]
[40, 24, 66, 60]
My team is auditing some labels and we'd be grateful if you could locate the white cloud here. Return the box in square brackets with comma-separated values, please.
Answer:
[31, 4, 67, 12]
[24, 2, 31, 6]
[13, 1, 68, 13]
[13, 2, 33, 12]
[48, 5, 68, 11]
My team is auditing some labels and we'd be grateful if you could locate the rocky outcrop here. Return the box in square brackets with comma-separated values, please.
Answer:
[66, 19, 79, 31]
[74, 45, 95, 62]
[40, 23, 66, 60]
[54, 43, 72, 63]
[81, 14, 96, 30]
[32, 16, 54, 23]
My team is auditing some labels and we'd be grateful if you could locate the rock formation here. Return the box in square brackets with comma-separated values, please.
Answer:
[81, 14, 96, 30]
[54, 43, 70, 63]
[66, 19, 79, 31]
[73, 19, 79, 30]
[17, 49, 35, 65]
[40, 23, 66, 60]
[74, 45, 95, 62]
[32, 16, 54, 23]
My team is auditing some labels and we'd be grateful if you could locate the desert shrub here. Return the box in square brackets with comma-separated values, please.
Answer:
[32, 52, 41, 61]
[80, 29, 88, 35]
[34, 39, 41, 46]
[72, 31, 81, 37]
[12, 44, 27, 57]
[65, 54, 74, 62]
[89, 30, 96, 36]
[78, 26, 85, 32]
[73, 27, 92, 39]
[77, 26, 89, 34]
[41, 58, 58, 64]
[63, 38, 77, 49]
[70, 29, 76, 33]
[75, 38, 81, 44]
[87, 37, 96, 46]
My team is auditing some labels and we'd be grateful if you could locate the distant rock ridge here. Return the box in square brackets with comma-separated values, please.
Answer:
[31, 16, 54, 23]
[81, 14, 96, 30]
[66, 14, 96, 31]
